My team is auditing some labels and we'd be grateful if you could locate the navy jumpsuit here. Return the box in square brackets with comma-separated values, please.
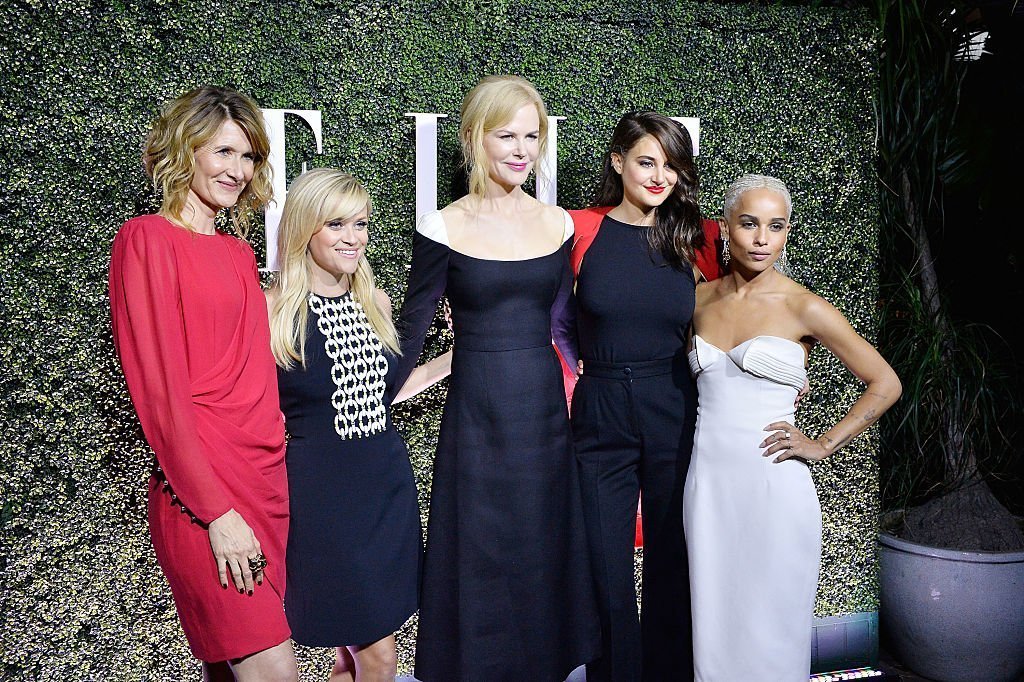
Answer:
[571, 214, 699, 682]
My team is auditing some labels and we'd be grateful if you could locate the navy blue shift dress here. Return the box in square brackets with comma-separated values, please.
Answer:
[277, 291, 421, 647]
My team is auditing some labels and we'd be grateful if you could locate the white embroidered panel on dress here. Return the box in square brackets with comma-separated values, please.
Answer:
[308, 293, 390, 439]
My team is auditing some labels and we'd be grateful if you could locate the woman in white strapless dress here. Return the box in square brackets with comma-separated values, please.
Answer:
[683, 175, 902, 681]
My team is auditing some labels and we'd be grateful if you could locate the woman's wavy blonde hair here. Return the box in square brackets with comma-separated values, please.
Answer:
[143, 85, 272, 239]
[269, 168, 400, 369]
[460, 75, 549, 198]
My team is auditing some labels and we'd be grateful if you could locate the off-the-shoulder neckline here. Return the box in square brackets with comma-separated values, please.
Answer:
[417, 209, 573, 262]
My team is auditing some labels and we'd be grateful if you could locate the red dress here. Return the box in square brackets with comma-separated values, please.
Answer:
[109, 215, 290, 662]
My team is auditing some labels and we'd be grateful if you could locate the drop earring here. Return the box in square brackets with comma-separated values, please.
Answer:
[722, 238, 731, 267]
[774, 246, 789, 274]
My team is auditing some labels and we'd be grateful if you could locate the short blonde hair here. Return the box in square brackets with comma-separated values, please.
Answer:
[723, 174, 793, 221]
[460, 75, 549, 197]
[143, 85, 272, 239]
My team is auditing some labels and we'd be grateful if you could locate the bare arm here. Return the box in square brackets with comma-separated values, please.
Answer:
[393, 350, 453, 404]
[764, 295, 902, 463]
[376, 288, 453, 404]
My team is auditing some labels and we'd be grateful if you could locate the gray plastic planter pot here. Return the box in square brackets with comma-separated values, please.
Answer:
[878, 532, 1024, 681]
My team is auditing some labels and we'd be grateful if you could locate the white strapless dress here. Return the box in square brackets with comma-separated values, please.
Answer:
[684, 335, 822, 681]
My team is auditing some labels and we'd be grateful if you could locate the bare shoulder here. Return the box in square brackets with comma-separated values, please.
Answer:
[785, 281, 837, 317]
[537, 200, 565, 222]
[440, 197, 473, 227]
[783, 282, 853, 341]
[373, 287, 392, 316]
[538, 202, 572, 239]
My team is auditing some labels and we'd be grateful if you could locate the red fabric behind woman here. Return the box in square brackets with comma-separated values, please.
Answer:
[109, 215, 290, 662]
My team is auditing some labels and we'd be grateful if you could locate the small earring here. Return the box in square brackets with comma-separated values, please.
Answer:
[722, 238, 731, 266]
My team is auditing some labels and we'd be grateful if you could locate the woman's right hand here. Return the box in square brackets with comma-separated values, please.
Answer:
[208, 508, 263, 594]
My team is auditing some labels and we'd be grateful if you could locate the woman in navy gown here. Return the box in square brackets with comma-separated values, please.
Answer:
[267, 168, 450, 681]
[394, 74, 600, 682]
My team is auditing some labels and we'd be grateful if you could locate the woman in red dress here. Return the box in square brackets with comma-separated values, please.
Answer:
[108, 85, 298, 681]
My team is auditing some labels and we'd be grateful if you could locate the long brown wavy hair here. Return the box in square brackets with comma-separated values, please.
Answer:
[594, 111, 704, 269]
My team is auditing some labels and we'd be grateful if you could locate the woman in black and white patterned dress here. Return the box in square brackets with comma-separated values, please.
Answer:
[267, 168, 450, 681]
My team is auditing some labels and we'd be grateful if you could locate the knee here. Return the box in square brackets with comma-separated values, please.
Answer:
[357, 645, 398, 681]
[227, 640, 298, 682]
[333, 647, 354, 673]
[259, 657, 298, 682]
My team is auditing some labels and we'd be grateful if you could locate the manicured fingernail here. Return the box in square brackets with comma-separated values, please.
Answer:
[247, 590, 253, 596]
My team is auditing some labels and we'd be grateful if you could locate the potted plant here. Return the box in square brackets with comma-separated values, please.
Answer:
[874, 1, 1024, 680]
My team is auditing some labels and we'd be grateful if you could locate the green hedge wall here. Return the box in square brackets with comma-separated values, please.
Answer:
[0, 1, 878, 678]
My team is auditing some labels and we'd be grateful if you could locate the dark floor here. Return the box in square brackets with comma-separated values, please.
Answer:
[400, 652, 936, 681]
[878, 645, 936, 681]
[399, 646, 938, 681]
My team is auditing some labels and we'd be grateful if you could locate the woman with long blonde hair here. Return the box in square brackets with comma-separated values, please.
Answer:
[109, 85, 298, 681]
[268, 168, 449, 682]
[394, 74, 600, 681]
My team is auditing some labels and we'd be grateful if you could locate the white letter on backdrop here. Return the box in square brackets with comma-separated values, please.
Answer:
[670, 117, 701, 157]
[405, 113, 448, 226]
[536, 115, 565, 206]
[262, 109, 323, 271]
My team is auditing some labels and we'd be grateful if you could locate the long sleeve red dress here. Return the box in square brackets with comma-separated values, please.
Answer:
[108, 214, 290, 662]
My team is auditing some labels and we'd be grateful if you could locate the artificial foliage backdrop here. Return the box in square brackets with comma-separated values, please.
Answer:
[1, 1, 877, 678]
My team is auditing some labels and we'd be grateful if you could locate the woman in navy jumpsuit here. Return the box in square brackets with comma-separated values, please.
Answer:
[568, 111, 720, 682]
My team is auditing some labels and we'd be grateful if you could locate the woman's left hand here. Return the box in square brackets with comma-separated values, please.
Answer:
[761, 421, 830, 464]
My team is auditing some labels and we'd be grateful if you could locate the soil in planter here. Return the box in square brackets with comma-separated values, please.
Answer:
[893, 481, 1024, 552]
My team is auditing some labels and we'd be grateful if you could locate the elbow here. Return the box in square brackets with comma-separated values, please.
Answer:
[881, 371, 903, 410]
[864, 370, 902, 414]
[888, 368, 903, 404]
